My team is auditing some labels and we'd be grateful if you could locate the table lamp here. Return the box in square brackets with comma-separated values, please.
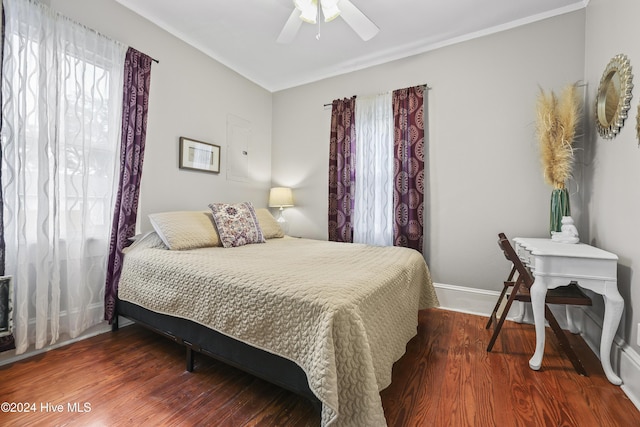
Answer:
[268, 187, 294, 232]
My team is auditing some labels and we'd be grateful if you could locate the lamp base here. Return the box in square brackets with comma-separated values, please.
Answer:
[276, 208, 289, 234]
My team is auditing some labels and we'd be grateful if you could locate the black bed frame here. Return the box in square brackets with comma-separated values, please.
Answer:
[113, 299, 321, 411]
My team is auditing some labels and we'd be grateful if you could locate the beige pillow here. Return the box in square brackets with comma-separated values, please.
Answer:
[255, 208, 285, 239]
[149, 211, 220, 250]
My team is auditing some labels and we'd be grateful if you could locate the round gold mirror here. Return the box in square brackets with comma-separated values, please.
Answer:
[596, 54, 633, 139]
[597, 71, 620, 127]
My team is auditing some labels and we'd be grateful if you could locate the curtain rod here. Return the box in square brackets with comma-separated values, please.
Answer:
[323, 83, 431, 107]
[131, 46, 159, 64]
[51, 6, 160, 64]
[15, 0, 160, 65]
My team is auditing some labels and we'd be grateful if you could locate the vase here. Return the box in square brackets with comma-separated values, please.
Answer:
[550, 187, 570, 234]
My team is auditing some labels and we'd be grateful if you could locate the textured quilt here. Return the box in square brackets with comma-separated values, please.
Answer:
[118, 234, 438, 426]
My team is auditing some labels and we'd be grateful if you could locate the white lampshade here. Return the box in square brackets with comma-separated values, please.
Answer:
[269, 187, 294, 208]
[294, 0, 341, 24]
[295, 0, 318, 24]
[321, 0, 340, 22]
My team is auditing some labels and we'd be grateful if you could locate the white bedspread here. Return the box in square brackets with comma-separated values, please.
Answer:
[118, 234, 438, 426]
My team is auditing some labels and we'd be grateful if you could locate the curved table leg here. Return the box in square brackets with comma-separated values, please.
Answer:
[601, 281, 623, 385]
[528, 278, 548, 371]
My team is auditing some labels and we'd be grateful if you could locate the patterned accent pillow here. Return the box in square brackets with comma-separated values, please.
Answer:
[209, 202, 266, 248]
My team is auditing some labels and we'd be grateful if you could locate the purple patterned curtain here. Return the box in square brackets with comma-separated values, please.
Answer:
[104, 47, 153, 323]
[328, 97, 356, 242]
[392, 86, 425, 253]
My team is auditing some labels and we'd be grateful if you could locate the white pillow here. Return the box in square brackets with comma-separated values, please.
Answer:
[148, 211, 220, 250]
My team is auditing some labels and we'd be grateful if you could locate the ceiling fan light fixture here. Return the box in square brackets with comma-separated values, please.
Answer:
[281, 0, 377, 43]
[294, 0, 318, 24]
[321, 0, 340, 22]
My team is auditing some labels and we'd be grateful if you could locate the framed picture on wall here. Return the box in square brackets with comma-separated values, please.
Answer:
[179, 137, 221, 174]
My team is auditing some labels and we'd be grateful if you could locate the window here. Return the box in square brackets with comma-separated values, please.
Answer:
[1, 0, 126, 353]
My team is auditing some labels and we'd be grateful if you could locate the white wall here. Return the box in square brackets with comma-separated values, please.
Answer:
[50, 0, 274, 232]
[584, 0, 640, 355]
[272, 11, 586, 291]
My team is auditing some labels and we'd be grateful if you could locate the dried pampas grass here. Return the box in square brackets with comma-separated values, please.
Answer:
[536, 83, 580, 189]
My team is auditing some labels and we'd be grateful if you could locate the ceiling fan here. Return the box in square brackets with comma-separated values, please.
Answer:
[277, 0, 379, 43]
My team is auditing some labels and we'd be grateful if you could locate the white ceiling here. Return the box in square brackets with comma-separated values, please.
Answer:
[115, 0, 586, 92]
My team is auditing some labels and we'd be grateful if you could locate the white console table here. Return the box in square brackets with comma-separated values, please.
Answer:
[513, 237, 623, 385]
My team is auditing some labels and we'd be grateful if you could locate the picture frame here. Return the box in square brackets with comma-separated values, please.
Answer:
[179, 137, 221, 174]
[0, 276, 13, 337]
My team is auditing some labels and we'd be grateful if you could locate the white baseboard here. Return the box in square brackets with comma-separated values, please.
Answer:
[620, 345, 640, 410]
[434, 282, 640, 411]
[434, 282, 525, 320]
[579, 303, 640, 410]
[0, 315, 133, 367]
[0, 322, 111, 367]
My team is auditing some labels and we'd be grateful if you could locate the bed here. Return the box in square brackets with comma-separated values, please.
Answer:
[114, 206, 438, 426]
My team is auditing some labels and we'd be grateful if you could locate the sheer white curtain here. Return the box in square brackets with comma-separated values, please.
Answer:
[354, 93, 394, 246]
[1, 0, 126, 353]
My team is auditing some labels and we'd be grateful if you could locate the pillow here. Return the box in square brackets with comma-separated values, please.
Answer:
[148, 211, 220, 250]
[208, 202, 265, 248]
[255, 208, 284, 239]
[124, 231, 166, 253]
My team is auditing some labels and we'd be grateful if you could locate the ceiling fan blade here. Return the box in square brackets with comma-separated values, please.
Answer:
[277, 9, 303, 44]
[338, 0, 379, 41]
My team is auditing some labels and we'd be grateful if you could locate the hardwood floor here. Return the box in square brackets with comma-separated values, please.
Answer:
[1, 308, 638, 426]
